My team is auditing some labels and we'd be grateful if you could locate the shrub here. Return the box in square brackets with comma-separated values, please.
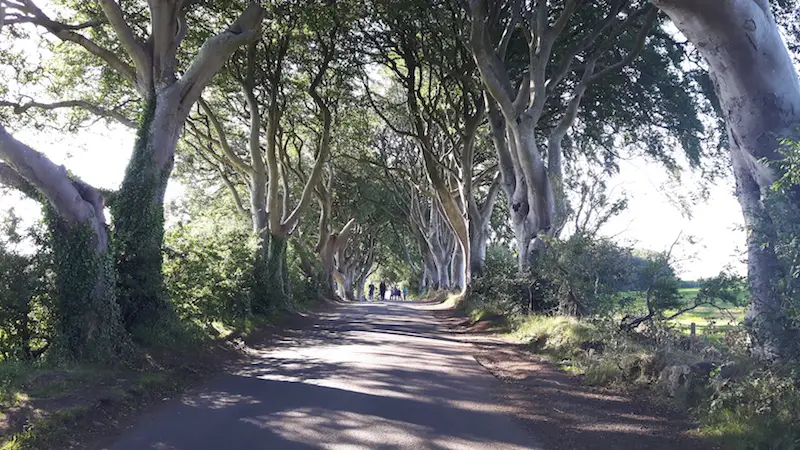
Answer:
[531, 234, 652, 316]
[467, 236, 670, 320]
[466, 245, 532, 317]
[700, 369, 800, 449]
[163, 219, 256, 328]
[0, 214, 51, 362]
[285, 242, 321, 307]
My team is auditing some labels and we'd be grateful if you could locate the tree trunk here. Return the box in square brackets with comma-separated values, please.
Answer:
[653, 0, 800, 360]
[48, 211, 126, 361]
[419, 265, 429, 294]
[510, 118, 556, 236]
[264, 233, 289, 309]
[486, 101, 538, 272]
[451, 245, 466, 291]
[250, 233, 270, 315]
[320, 238, 337, 296]
[335, 269, 354, 301]
[434, 255, 451, 290]
[112, 94, 184, 331]
[514, 219, 535, 271]
[1, 125, 126, 361]
[469, 218, 489, 277]
[356, 278, 367, 302]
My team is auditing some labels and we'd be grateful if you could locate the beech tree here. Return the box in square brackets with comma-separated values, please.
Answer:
[367, 0, 501, 290]
[0, 125, 126, 359]
[651, 0, 800, 361]
[181, 1, 361, 308]
[467, 0, 662, 269]
[1, 0, 265, 330]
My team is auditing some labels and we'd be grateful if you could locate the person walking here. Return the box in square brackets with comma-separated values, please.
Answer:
[379, 281, 386, 302]
[402, 286, 408, 301]
[368, 284, 375, 301]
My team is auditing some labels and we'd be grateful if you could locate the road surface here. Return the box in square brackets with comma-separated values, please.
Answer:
[101, 302, 540, 450]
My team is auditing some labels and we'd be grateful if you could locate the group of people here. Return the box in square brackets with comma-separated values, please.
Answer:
[366, 281, 408, 302]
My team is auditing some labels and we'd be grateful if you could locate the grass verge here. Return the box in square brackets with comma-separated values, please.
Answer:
[460, 296, 799, 450]
[0, 306, 302, 449]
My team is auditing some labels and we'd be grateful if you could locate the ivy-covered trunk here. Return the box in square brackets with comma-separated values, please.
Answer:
[48, 212, 125, 361]
[250, 234, 270, 315]
[264, 233, 289, 308]
[111, 97, 178, 331]
[320, 242, 336, 297]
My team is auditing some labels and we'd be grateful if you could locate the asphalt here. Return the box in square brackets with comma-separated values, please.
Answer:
[99, 301, 541, 450]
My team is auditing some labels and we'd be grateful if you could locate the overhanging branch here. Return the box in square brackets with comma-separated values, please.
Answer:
[0, 99, 136, 128]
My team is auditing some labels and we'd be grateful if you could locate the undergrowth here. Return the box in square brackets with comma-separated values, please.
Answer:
[461, 295, 800, 449]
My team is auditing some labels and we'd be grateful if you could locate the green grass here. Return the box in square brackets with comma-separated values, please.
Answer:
[512, 315, 599, 362]
[625, 288, 747, 336]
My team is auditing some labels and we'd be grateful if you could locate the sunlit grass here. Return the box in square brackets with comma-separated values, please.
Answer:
[625, 288, 747, 336]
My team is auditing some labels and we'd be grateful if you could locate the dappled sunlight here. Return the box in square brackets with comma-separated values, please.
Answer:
[105, 303, 542, 449]
[102, 302, 710, 450]
[181, 392, 261, 410]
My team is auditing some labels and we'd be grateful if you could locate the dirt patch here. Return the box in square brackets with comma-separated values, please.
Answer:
[432, 307, 718, 450]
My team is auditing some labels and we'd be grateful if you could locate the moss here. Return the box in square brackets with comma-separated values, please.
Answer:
[45, 209, 126, 362]
[109, 97, 174, 332]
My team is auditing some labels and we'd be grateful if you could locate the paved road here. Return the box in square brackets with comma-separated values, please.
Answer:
[101, 302, 540, 450]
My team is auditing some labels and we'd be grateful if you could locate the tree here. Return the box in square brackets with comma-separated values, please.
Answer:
[367, 0, 501, 290]
[0, 125, 124, 359]
[182, 0, 361, 308]
[467, 0, 708, 270]
[651, 0, 800, 361]
[2, 0, 265, 330]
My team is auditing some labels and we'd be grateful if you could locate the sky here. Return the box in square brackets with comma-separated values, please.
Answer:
[601, 158, 745, 279]
[0, 119, 745, 280]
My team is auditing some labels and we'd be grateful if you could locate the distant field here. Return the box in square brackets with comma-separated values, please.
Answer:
[628, 288, 747, 335]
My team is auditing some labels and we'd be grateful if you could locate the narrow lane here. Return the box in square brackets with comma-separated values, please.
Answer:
[102, 302, 540, 450]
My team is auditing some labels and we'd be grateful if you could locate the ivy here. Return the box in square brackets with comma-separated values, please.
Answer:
[109, 97, 174, 332]
[44, 207, 126, 362]
[253, 234, 291, 313]
[250, 236, 272, 315]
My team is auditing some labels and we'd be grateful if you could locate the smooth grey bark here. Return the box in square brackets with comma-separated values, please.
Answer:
[653, 0, 800, 360]
[427, 204, 456, 291]
[321, 218, 356, 297]
[451, 246, 466, 291]
[0, 125, 107, 243]
[469, 174, 501, 276]
[470, 0, 657, 270]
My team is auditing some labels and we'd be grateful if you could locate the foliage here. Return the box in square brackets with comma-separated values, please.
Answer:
[285, 243, 320, 307]
[163, 219, 256, 329]
[700, 369, 800, 449]
[466, 237, 686, 320]
[756, 135, 800, 359]
[110, 98, 172, 333]
[0, 214, 50, 361]
[531, 234, 648, 316]
[467, 245, 533, 317]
